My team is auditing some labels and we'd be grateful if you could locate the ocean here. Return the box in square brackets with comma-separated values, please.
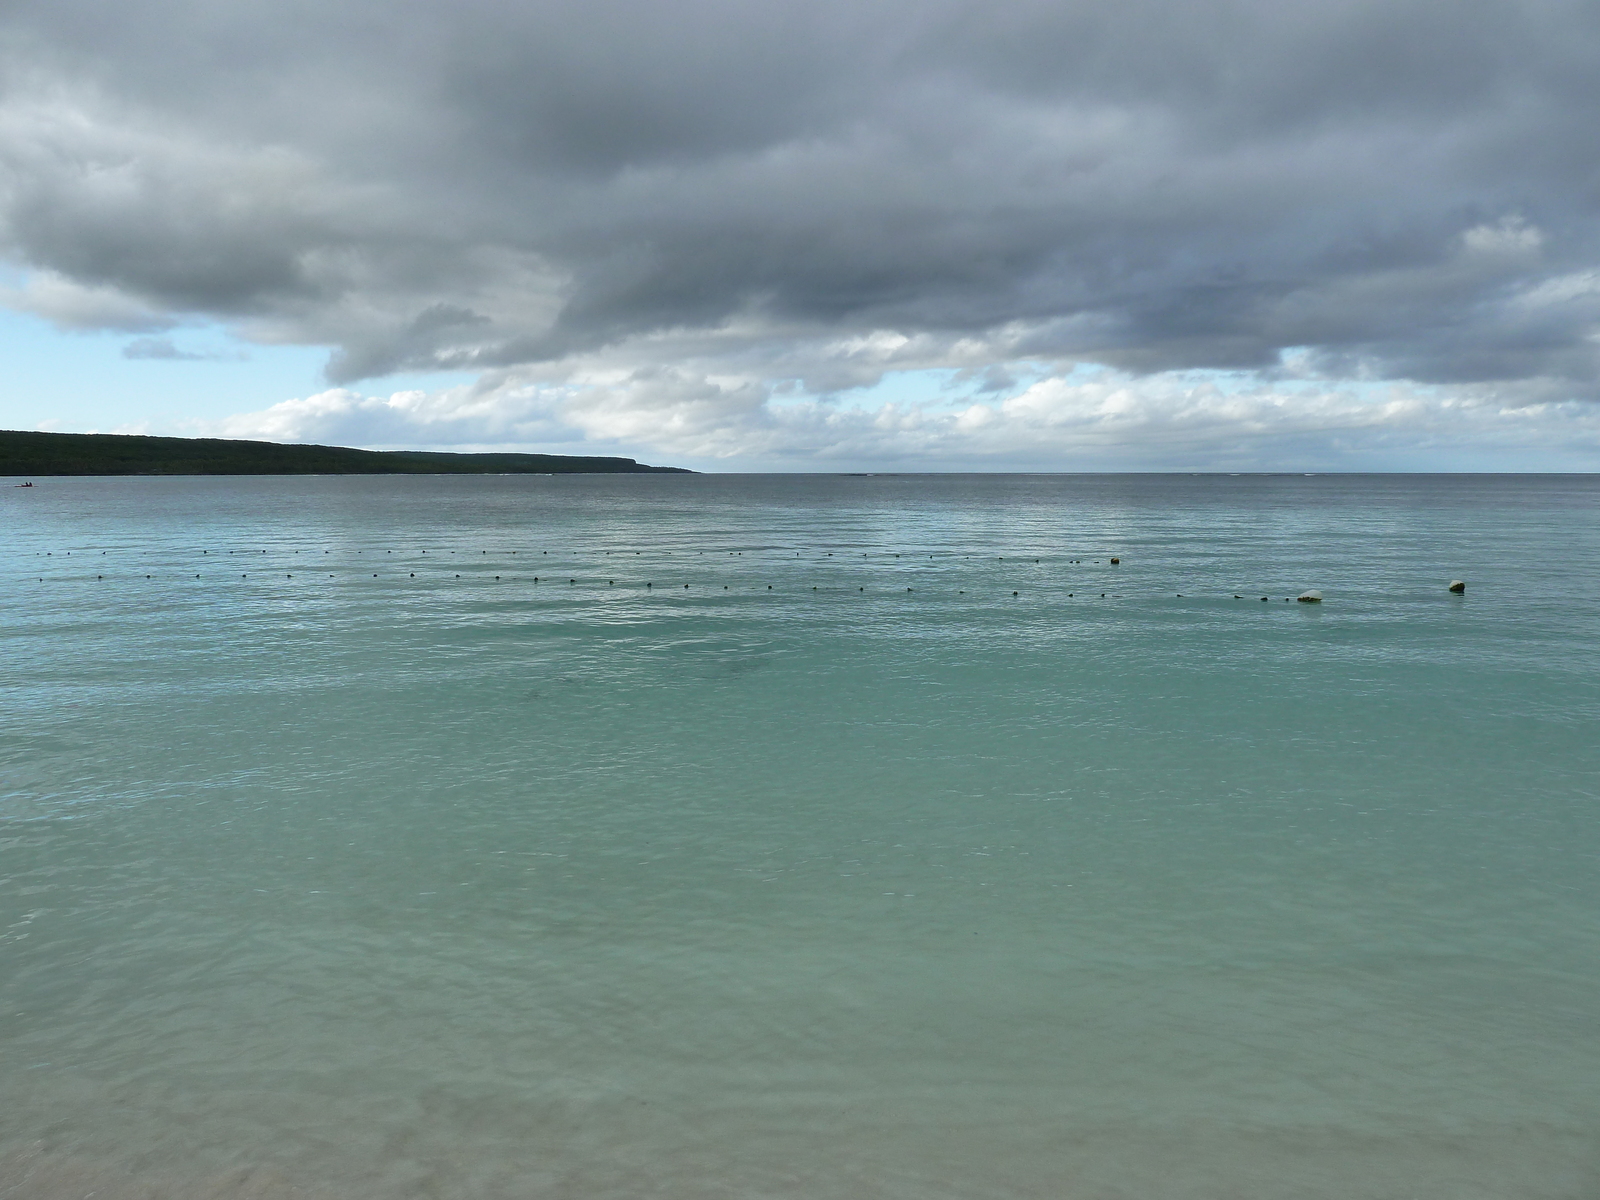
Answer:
[1, 472, 1597, 1199]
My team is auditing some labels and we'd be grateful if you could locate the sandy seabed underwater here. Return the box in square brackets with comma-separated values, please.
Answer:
[1, 472, 1598, 1199]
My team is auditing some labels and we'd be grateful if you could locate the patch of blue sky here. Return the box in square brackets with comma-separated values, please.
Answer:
[0, 307, 474, 435]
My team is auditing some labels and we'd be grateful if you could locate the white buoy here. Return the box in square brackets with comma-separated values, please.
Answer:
[1449, 580, 1466, 593]
[1297, 590, 1322, 603]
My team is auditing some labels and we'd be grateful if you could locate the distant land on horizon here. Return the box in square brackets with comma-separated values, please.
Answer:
[0, 430, 694, 476]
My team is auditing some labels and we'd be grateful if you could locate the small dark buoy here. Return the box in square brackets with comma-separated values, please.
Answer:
[860, 587, 864, 591]
[684, 583, 689, 588]
[495, 576, 500, 580]
[97, 575, 102, 580]
[571, 578, 576, 583]
[648, 582, 653, 588]
[1110, 557, 1120, 565]
[410, 573, 415, 577]
[1297, 591, 1322, 603]
[1261, 597, 1268, 601]
[907, 587, 913, 592]
[1013, 591, 1018, 596]
[1449, 580, 1466, 593]
[456, 574, 460, 578]
[1234, 595, 1241, 599]
[609, 580, 614, 585]
[768, 585, 772, 590]
[812, 586, 817, 590]
[1176, 593, 1182, 597]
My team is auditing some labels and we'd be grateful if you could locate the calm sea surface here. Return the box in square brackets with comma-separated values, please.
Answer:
[2, 473, 1598, 1199]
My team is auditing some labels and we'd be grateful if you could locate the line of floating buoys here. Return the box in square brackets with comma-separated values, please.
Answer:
[20, 550, 1470, 607]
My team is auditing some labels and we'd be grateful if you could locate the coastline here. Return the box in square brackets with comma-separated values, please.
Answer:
[0, 429, 693, 476]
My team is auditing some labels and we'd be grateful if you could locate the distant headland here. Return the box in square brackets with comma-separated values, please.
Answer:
[0, 429, 694, 476]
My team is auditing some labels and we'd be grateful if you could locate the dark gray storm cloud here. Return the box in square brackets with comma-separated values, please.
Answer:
[3, 0, 1599, 395]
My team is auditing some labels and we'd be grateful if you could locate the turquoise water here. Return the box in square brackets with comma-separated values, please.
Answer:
[1, 473, 1598, 1199]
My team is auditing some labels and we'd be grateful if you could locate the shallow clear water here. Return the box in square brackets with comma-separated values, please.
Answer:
[1, 473, 1598, 1199]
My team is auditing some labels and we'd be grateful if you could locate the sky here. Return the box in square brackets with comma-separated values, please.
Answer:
[3, 0, 1600, 471]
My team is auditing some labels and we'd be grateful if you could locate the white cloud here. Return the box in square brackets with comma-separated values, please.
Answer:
[206, 339, 1600, 471]
[1461, 217, 1544, 260]
[2, 270, 175, 332]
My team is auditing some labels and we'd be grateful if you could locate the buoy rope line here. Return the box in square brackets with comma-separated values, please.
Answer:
[16, 547, 1466, 599]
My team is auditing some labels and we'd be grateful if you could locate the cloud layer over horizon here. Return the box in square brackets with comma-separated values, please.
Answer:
[4, 0, 1600, 466]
